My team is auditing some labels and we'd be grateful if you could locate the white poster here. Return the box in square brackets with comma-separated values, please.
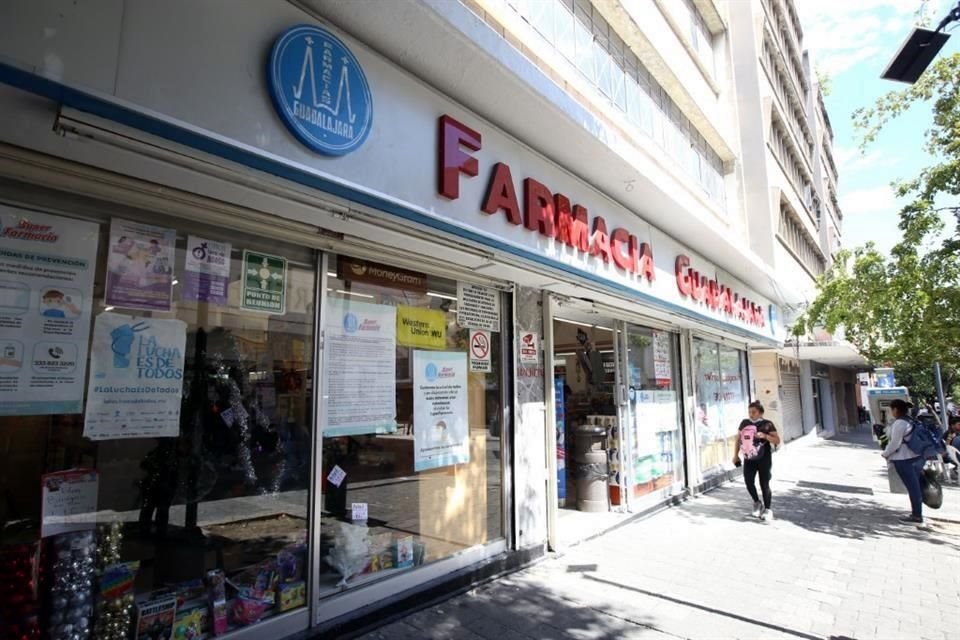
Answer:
[413, 350, 469, 471]
[0, 207, 99, 415]
[183, 236, 231, 305]
[41, 469, 99, 538]
[468, 329, 492, 373]
[83, 313, 187, 441]
[519, 331, 539, 364]
[322, 299, 397, 437]
[457, 282, 500, 331]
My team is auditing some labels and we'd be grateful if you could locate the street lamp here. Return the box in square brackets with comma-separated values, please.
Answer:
[881, 2, 960, 84]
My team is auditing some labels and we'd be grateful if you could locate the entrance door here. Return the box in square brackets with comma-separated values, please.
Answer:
[621, 324, 685, 509]
[780, 373, 803, 441]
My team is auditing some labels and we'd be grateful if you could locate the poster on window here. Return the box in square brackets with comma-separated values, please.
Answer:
[182, 236, 231, 305]
[652, 331, 673, 386]
[0, 207, 99, 415]
[322, 299, 397, 437]
[105, 218, 175, 312]
[413, 350, 469, 471]
[397, 305, 446, 349]
[83, 313, 186, 441]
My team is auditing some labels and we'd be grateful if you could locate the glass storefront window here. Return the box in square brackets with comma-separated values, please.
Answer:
[624, 326, 684, 499]
[318, 256, 504, 597]
[0, 204, 315, 639]
[694, 338, 749, 474]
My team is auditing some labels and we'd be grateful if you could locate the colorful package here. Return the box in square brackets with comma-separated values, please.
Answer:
[173, 603, 208, 640]
[277, 581, 306, 612]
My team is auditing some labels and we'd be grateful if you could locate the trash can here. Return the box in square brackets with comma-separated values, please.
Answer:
[574, 424, 609, 512]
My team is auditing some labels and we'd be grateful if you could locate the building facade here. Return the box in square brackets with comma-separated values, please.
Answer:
[0, 1, 852, 638]
[728, 0, 864, 443]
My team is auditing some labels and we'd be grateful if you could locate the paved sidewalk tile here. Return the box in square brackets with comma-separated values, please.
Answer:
[354, 430, 960, 640]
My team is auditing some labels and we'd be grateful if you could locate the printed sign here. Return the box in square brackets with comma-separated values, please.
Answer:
[326, 464, 347, 488]
[41, 469, 98, 538]
[469, 329, 492, 373]
[519, 331, 539, 364]
[457, 282, 500, 331]
[0, 207, 98, 415]
[267, 24, 374, 156]
[183, 236, 231, 305]
[83, 313, 187, 441]
[413, 350, 469, 471]
[397, 305, 446, 349]
[242, 250, 287, 314]
[322, 299, 397, 437]
[652, 331, 672, 385]
[339, 257, 426, 291]
[105, 218, 175, 312]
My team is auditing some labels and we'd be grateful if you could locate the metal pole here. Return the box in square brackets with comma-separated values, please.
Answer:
[935, 361, 949, 430]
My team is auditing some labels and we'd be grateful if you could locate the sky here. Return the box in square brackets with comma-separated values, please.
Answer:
[797, 0, 960, 253]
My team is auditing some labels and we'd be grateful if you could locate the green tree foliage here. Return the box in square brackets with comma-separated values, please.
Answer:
[795, 54, 960, 398]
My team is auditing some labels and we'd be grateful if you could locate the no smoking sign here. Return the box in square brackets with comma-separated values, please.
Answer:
[469, 330, 492, 373]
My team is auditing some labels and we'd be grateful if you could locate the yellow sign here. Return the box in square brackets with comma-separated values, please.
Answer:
[397, 306, 446, 349]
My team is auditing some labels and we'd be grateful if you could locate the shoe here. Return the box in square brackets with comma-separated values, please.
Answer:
[898, 515, 924, 524]
[751, 502, 763, 518]
[761, 509, 774, 522]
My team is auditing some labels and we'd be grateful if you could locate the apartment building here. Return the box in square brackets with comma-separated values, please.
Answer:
[729, 0, 864, 443]
[0, 1, 855, 638]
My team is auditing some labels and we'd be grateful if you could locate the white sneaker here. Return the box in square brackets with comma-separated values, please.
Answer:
[751, 502, 763, 518]
[761, 509, 774, 522]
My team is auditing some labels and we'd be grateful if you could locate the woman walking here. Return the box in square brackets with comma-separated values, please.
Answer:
[734, 401, 781, 521]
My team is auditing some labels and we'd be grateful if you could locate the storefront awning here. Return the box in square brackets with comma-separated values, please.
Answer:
[777, 340, 869, 369]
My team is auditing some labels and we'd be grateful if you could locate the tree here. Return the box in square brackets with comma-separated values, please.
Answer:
[794, 54, 960, 399]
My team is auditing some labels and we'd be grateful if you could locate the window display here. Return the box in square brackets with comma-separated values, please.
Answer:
[318, 256, 504, 596]
[694, 338, 749, 473]
[0, 204, 315, 640]
[624, 326, 684, 498]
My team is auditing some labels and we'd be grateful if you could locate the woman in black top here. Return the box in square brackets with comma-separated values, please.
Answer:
[733, 401, 780, 521]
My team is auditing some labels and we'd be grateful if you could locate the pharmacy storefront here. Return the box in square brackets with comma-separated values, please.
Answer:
[0, 2, 783, 638]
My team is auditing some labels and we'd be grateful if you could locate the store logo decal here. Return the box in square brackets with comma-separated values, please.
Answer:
[0, 215, 58, 243]
[343, 312, 359, 334]
[108, 322, 183, 380]
[267, 24, 373, 156]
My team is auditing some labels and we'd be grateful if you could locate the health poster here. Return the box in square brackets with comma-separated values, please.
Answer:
[0, 207, 99, 415]
[40, 468, 98, 538]
[322, 299, 397, 437]
[413, 350, 469, 471]
[242, 250, 286, 314]
[182, 236, 231, 305]
[83, 313, 186, 441]
[397, 305, 446, 349]
[105, 218, 175, 312]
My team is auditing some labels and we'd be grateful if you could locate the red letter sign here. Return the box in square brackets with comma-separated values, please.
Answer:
[438, 115, 481, 200]
[524, 178, 555, 237]
[675, 255, 691, 296]
[481, 162, 522, 225]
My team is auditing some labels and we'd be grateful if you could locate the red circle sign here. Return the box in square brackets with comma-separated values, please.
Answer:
[470, 332, 490, 359]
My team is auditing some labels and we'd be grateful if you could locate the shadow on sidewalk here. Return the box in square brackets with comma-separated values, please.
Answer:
[360, 577, 664, 639]
[675, 486, 960, 550]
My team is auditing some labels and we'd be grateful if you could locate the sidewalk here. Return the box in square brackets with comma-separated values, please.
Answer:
[357, 429, 960, 640]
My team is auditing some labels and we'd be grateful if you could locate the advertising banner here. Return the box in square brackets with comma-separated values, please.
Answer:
[322, 299, 397, 437]
[105, 218, 175, 312]
[183, 236, 231, 305]
[83, 313, 186, 440]
[0, 207, 98, 415]
[413, 350, 469, 471]
[397, 305, 446, 349]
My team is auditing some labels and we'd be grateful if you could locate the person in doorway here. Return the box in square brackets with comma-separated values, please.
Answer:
[733, 401, 780, 521]
[882, 399, 925, 524]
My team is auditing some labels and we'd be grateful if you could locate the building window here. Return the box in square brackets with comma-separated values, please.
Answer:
[779, 202, 826, 276]
[694, 339, 749, 475]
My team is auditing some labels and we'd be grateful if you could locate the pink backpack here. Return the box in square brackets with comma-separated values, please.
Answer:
[740, 424, 758, 459]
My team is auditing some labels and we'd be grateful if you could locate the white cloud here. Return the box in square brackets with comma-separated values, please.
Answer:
[834, 146, 897, 174]
[839, 184, 900, 216]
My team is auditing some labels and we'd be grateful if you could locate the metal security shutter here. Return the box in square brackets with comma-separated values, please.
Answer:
[780, 374, 803, 442]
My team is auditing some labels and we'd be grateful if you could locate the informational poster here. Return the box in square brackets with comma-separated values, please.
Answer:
[397, 305, 446, 349]
[413, 350, 469, 471]
[468, 329, 491, 373]
[652, 331, 673, 386]
[242, 250, 287, 314]
[0, 207, 98, 415]
[105, 218, 175, 312]
[183, 236, 231, 305]
[555, 376, 566, 502]
[41, 469, 98, 538]
[83, 313, 187, 441]
[456, 282, 500, 331]
[519, 331, 539, 364]
[322, 299, 397, 437]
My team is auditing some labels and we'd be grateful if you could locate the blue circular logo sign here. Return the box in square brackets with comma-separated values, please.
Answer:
[267, 25, 373, 156]
[343, 312, 359, 334]
[425, 363, 438, 382]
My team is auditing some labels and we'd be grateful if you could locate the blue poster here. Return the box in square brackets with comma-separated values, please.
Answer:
[555, 376, 566, 502]
[413, 350, 469, 471]
[83, 313, 186, 441]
